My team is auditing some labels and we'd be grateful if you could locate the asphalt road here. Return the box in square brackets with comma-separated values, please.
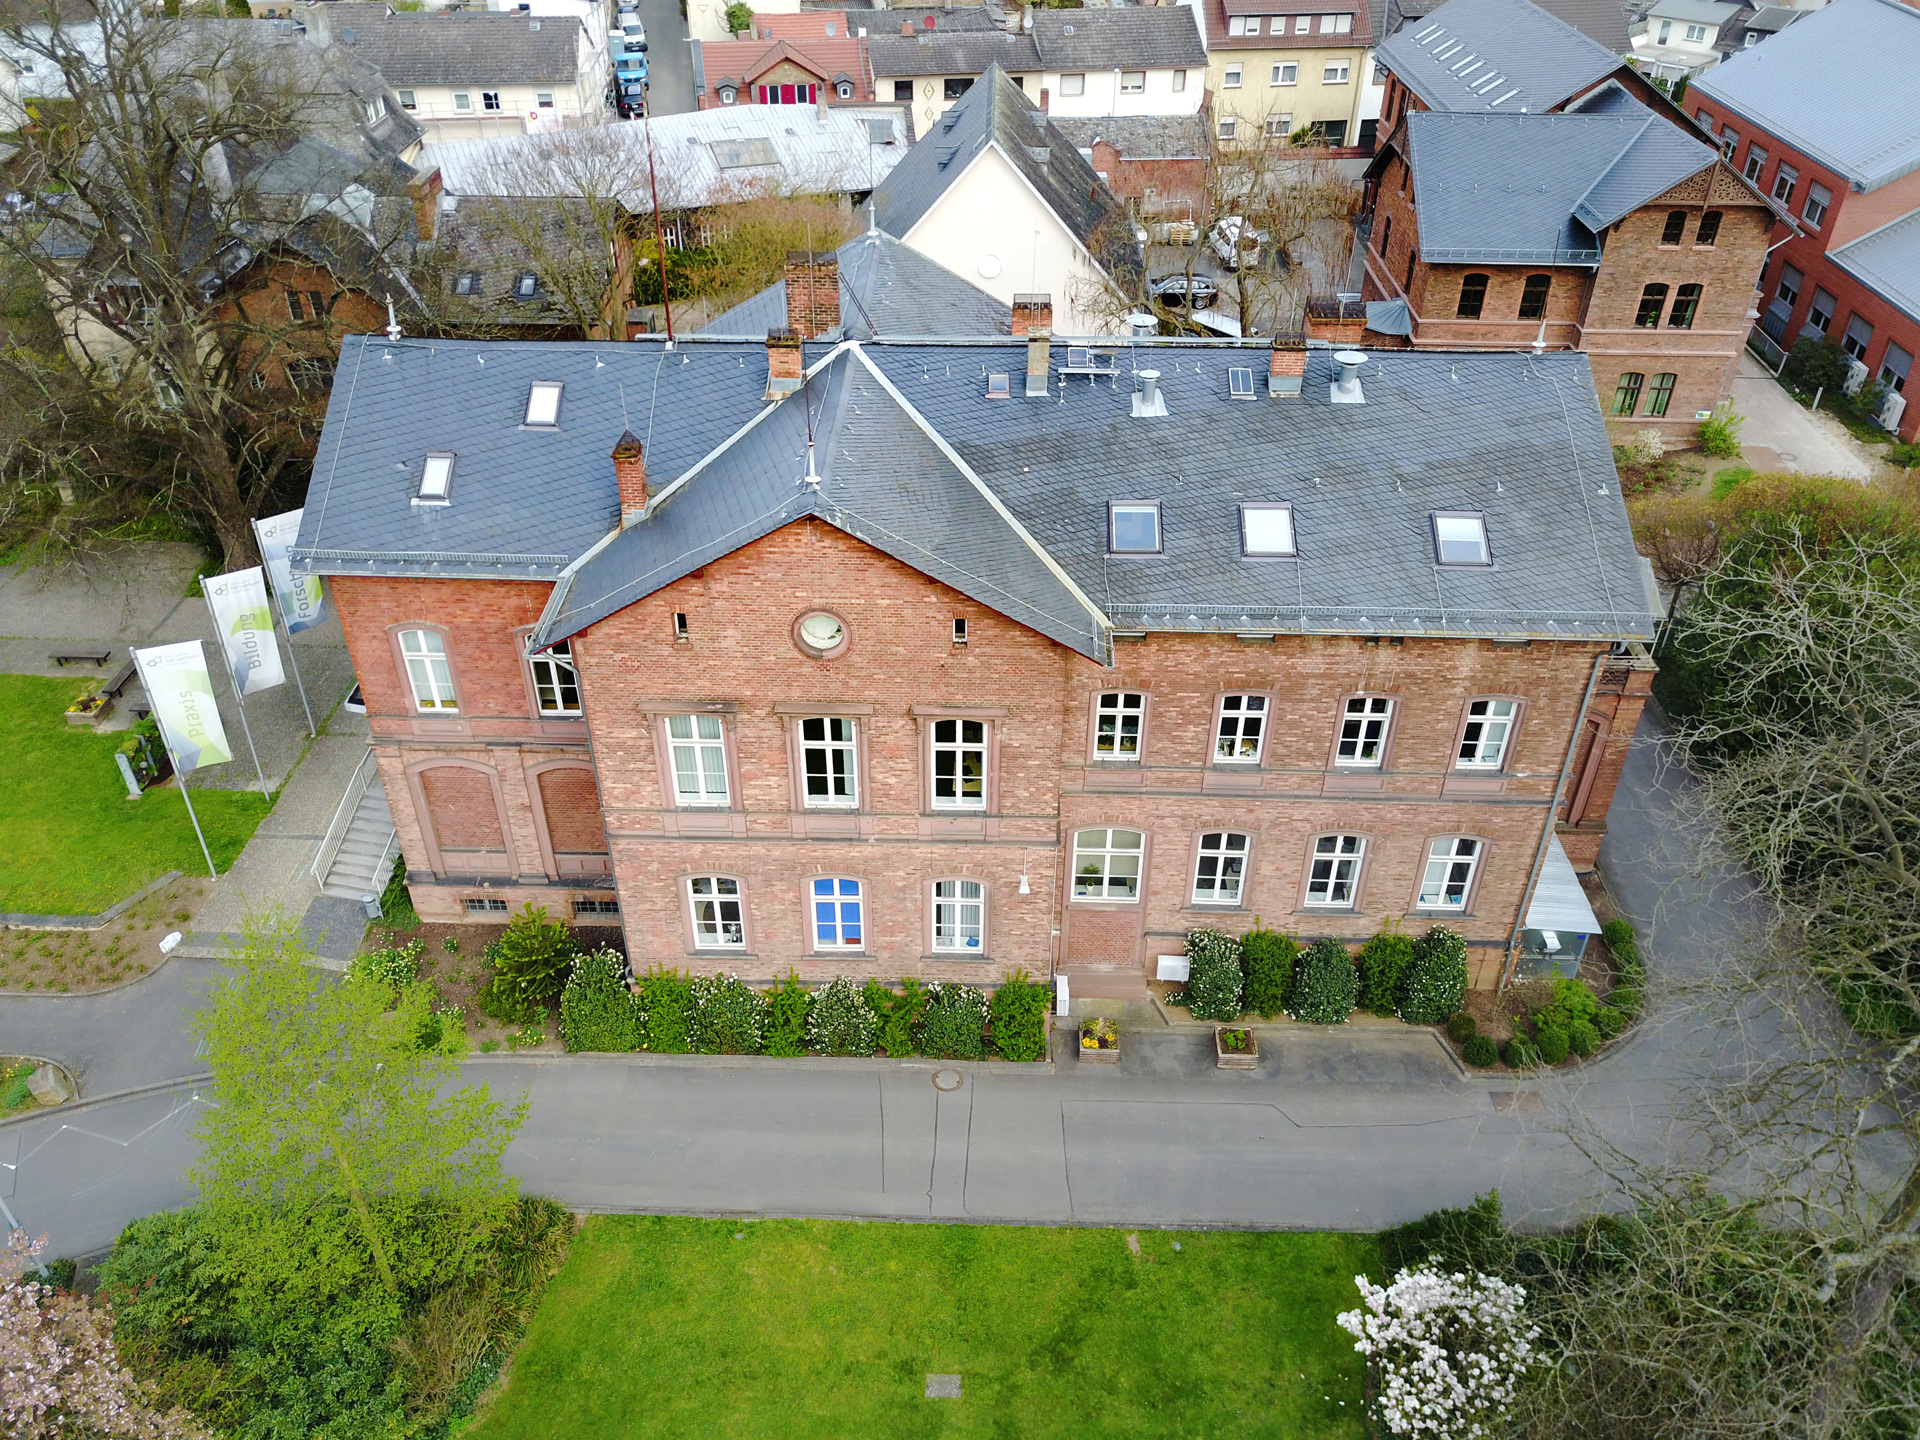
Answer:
[630, 0, 694, 117]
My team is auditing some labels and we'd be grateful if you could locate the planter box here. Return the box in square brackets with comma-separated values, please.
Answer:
[65, 698, 111, 727]
[1078, 1038, 1120, 1064]
[1215, 1027, 1259, 1069]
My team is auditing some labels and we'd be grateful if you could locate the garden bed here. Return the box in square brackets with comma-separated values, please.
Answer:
[0, 875, 210, 993]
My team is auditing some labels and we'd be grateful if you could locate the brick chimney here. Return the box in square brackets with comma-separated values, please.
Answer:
[1268, 334, 1306, 397]
[1010, 292, 1052, 338]
[766, 326, 804, 400]
[406, 167, 443, 243]
[612, 430, 648, 525]
[900, 19, 912, 33]
[785, 249, 840, 339]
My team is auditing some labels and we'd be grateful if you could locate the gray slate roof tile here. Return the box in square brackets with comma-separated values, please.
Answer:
[1378, 0, 1625, 113]
[1030, 8, 1207, 70]
[701, 228, 1009, 338]
[320, 2, 590, 87]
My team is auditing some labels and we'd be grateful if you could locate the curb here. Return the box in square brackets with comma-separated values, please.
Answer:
[0, 1072, 212, 1130]
[1, 871, 186, 933]
[465, 1052, 1057, 1076]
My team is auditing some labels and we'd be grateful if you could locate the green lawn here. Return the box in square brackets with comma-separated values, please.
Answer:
[468, 1216, 1378, 1439]
[0, 674, 272, 913]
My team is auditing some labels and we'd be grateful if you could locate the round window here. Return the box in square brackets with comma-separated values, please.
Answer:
[977, 253, 1003, 279]
[794, 610, 850, 659]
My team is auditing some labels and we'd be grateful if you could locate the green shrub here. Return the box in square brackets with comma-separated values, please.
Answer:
[1289, 938, 1357, 1025]
[1609, 986, 1641, 1018]
[918, 981, 989, 1060]
[761, 971, 811, 1057]
[1709, 464, 1755, 498]
[346, 938, 423, 990]
[1398, 925, 1468, 1025]
[1785, 336, 1851, 393]
[1462, 1034, 1499, 1067]
[861, 978, 896, 1036]
[1503, 1036, 1541, 1069]
[1566, 1019, 1599, 1057]
[723, 0, 752, 31]
[1534, 977, 1601, 1035]
[1593, 1005, 1625, 1039]
[377, 852, 418, 929]
[874, 978, 924, 1057]
[1240, 924, 1295, 1018]
[477, 903, 578, 1023]
[1356, 918, 1415, 1016]
[1601, 917, 1643, 982]
[559, 948, 641, 1052]
[808, 976, 878, 1056]
[1537, 1026, 1571, 1064]
[990, 970, 1049, 1061]
[1890, 439, 1920, 468]
[1446, 1012, 1478, 1043]
[1379, 1191, 1514, 1277]
[1160, 987, 1189, 1008]
[636, 967, 693, 1053]
[690, 973, 765, 1054]
[1184, 927, 1245, 1020]
[1697, 410, 1742, 458]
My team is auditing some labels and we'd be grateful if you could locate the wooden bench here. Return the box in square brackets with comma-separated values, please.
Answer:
[48, 647, 112, 667]
[101, 659, 137, 698]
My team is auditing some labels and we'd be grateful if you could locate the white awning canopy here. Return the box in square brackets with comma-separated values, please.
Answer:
[1525, 834, 1600, 935]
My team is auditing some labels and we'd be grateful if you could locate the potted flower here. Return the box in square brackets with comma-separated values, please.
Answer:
[65, 685, 109, 727]
[1214, 1026, 1259, 1069]
[1079, 1016, 1119, 1064]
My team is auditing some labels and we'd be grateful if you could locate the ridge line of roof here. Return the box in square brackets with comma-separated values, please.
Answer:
[1564, 111, 1654, 222]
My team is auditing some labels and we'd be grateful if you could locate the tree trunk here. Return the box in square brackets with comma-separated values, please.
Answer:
[1801, 1158, 1920, 1440]
[332, 1139, 399, 1294]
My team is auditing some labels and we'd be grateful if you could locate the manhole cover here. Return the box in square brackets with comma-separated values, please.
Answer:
[1777, 451, 1797, 463]
[931, 1068, 963, 1092]
[926, 1374, 962, 1398]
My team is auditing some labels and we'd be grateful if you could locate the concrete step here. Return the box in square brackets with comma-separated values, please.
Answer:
[1058, 969, 1151, 1000]
[336, 837, 389, 859]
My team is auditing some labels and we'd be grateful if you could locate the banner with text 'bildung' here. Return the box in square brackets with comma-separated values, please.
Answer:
[133, 641, 232, 775]
[204, 566, 285, 697]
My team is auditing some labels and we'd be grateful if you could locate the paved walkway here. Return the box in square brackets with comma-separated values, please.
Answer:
[1727, 349, 1877, 481]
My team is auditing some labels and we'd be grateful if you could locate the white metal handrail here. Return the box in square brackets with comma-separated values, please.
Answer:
[312, 746, 379, 885]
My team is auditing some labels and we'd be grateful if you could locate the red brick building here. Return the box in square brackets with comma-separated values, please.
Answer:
[296, 277, 1657, 996]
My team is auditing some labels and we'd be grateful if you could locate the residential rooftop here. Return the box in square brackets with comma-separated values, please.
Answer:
[307, 3, 593, 86]
[1371, 0, 1630, 54]
[1376, 0, 1626, 113]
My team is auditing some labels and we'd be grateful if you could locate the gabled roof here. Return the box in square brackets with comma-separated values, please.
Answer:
[1643, 0, 1738, 23]
[699, 32, 871, 97]
[1378, 0, 1626, 113]
[1374, 0, 1630, 54]
[1210, 0, 1375, 50]
[1831, 209, 1920, 326]
[1691, 0, 1920, 191]
[700, 227, 1009, 339]
[870, 65, 1140, 290]
[1030, 7, 1208, 70]
[867, 29, 1042, 77]
[314, 3, 590, 87]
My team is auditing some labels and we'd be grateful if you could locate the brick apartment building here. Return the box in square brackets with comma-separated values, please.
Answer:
[294, 271, 1658, 997]
[1688, 0, 1920, 441]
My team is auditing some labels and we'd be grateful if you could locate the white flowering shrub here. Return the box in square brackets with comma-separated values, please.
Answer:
[1336, 1264, 1539, 1439]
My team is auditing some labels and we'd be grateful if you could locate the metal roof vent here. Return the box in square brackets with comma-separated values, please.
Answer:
[1127, 312, 1155, 338]
[1132, 369, 1166, 418]
[1331, 350, 1365, 405]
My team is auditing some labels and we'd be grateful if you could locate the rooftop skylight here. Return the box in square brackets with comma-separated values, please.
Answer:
[1241, 502, 1295, 557]
[525, 381, 563, 426]
[417, 453, 455, 503]
[1228, 367, 1256, 400]
[1432, 512, 1490, 566]
[1109, 502, 1162, 555]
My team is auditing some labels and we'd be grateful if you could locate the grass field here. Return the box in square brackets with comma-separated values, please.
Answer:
[467, 1217, 1378, 1439]
[0, 674, 272, 914]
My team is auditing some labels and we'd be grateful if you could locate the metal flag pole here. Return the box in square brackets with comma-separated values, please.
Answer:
[148, 712, 218, 879]
[201, 579, 271, 796]
[253, 518, 317, 739]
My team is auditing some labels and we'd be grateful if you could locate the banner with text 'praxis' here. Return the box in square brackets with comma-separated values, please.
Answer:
[253, 508, 326, 634]
[133, 641, 233, 775]
[204, 566, 285, 697]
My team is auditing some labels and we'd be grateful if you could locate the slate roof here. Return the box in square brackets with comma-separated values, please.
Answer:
[315, 3, 592, 87]
[867, 6, 1002, 33]
[1377, 0, 1626, 113]
[867, 29, 1041, 77]
[1030, 8, 1207, 69]
[870, 65, 1141, 291]
[700, 227, 1010, 339]
[1643, 0, 1738, 23]
[1691, 0, 1920, 190]
[1209, 0, 1374, 50]
[1373, 0, 1630, 51]
[1830, 209, 1920, 326]
[295, 334, 1657, 660]
[1051, 115, 1210, 161]
[425, 197, 600, 333]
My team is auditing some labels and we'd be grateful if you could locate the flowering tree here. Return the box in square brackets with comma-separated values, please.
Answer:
[1337, 1264, 1540, 1439]
[0, 1230, 210, 1440]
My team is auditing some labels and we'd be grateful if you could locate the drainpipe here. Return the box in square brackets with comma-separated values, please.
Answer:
[1502, 647, 1610, 990]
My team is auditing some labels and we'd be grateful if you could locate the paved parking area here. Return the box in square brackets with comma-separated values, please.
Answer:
[1727, 349, 1877, 480]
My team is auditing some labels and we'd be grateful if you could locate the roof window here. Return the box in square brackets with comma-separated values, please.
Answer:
[1432, 512, 1490, 566]
[417, 453, 455, 503]
[454, 271, 480, 296]
[513, 271, 539, 299]
[1227, 366, 1256, 400]
[1240, 503, 1295, 557]
[525, 381, 563, 426]
[985, 372, 1010, 400]
[1108, 502, 1162, 555]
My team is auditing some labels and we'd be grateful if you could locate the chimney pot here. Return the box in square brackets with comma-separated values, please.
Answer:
[784, 249, 840, 339]
[1133, 368, 1166, 417]
[1010, 292, 1052, 337]
[612, 430, 648, 525]
[1331, 349, 1366, 404]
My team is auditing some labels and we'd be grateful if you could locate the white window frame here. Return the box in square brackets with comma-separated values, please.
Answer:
[525, 381, 563, 426]
[1223, 65, 1243, 88]
[1095, 691, 1145, 761]
[809, 877, 865, 950]
[931, 717, 987, 810]
[529, 639, 580, 716]
[1295, 14, 1311, 30]
[453, 91, 472, 111]
[800, 716, 858, 807]
[1272, 62, 1298, 85]
[688, 876, 746, 948]
[1120, 70, 1145, 93]
[1060, 72, 1086, 96]
[933, 879, 985, 951]
[1192, 831, 1249, 906]
[667, 713, 730, 806]
[417, 452, 454, 502]
[1432, 511, 1491, 565]
[536, 90, 555, 107]
[1418, 837, 1480, 911]
[1324, 60, 1350, 83]
[1240, 501, 1296, 556]
[1265, 113, 1291, 137]
[1336, 695, 1393, 767]
[1072, 828, 1144, 903]
[1803, 181, 1831, 229]
[1172, 68, 1186, 92]
[1305, 834, 1365, 907]
[1219, 115, 1239, 139]
[1214, 693, 1267, 764]
[481, 90, 502, 111]
[1457, 698, 1517, 768]
[399, 629, 456, 711]
[1229, 14, 1252, 33]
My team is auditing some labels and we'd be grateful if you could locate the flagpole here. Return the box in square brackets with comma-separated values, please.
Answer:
[201, 580, 271, 797]
[253, 518, 317, 739]
[140, 695, 219, 879]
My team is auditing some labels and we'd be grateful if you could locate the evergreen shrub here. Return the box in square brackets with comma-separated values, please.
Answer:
[1536, 1027, 1571, 1064]
[1289, 937, 1357, 1025]
[558, 948, 641, 1053]
[808, 976, 878, 1056]
[1357, 919, 1416, 1017]
[636, 967, 693, 1053]
[1241, 924, 1295, 1018]
[478, 903, 578, 1024]
[1398, 925, 1468, 1025]
[1593, 1005, 1625, 1039]
[1502, 1036, 1540, 1069]
[1609, 986, 1641, 1018]
[761, 971, 811, 1057]
[1184, 927, 1245, 1020]
[1446, 1012, 1478, 1043]
[877, 977, 925, 1058]
[1566, 1019, 1599, 1057]
[990, 970, 1049, 1061]
[918, 981, 989, 1060]
[1462, 1034, 1498, 1067]
[691, 973, 766, 1054]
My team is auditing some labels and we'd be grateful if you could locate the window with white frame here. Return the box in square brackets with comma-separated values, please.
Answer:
[1323, 12, 1352, 30]
[1683, 22, 1707, 40]
[1192, 831, 1249, 905]
[399, 630, 456, 711]
[1324, 60, 1350, 82]
[1771, 162, 1798, 205]
[1219, 115, 1239, 139]
[1337, 696, 1393, 765]
[667, 714, 729, 805]
[800, 717, 858, 806]
[1215, 694, 1266, 763]
[810, 878, 864, 948]
[1803, 181, 1832, 229]
[688, 876, 745, 947]
[1241, 502, 1296, 556]
[529, 639, 580, 715]
[1229, 14, 1257, 32]
[933, 879, 984, 950]
[1120, 70, 1145, 92]
[932, 718, 986, 808]
[1265, 113, 1292, 137]
[537, 91, 555, 107]
[1272, 61, 1298, 84]
[1305, 834, 1364, 906]
[481, 91, 502, 111]
[1457, 698, 1517, 768]
[1294, 13, 1311, 29]
[1223, 65, 1243, 88]
[1418, 837, 1480, 910]
[1060, 72, 1085, 96]
[1095, 692, 1144, 760]
[453, 91, 472, 111]
[1073, 828, 1143, 901]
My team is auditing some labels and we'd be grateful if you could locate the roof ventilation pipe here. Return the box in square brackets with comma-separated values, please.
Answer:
[1330, 349, 1366, 405]
[1127, 312, 1155, 338]
[1132, 368, 1167, 418]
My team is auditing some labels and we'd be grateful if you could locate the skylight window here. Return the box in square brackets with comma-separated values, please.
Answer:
[418, 453, 455, 502]
[1432, 512, 1490, 565]
[1228, 367, 1256, 400]
[525, 381, 563, 426]
[1109, 502, 1162, 555]
[1241, 503, 1296, 557]
[513, 272, 539, 299]
[985, 372, 1010, 399]
[453, 271, 480, 296]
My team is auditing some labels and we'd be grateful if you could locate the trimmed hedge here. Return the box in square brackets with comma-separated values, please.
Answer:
[1446, 1012, 1478, 1043]
[990, 970, 1049, 1061]
[1503, 1036, 1541, 1069]
[876, 977, 925, 1058]
[691, 973, 766, 1054]
[1537, 1027, 1571, 1064]
[762, 971, 812, 1057]
[918, 982, 989, 1060]
[637, 967, 694, 1053]
[1241, 924, 1295, 1018]
[1462, 1034, 1498, 1068]
[1357, 920, 1416, 1017]
[1185, 927, 1245, 1021]
[1398, 926, 1468, 1026]
[1289, 938, 1357, 1025]
[559, 948, 641, 1053]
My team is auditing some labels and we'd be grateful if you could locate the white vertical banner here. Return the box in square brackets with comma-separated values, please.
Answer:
[133, 641, 233, 775]
[203, 567, 285, 697]
[253, 508, 326, 634]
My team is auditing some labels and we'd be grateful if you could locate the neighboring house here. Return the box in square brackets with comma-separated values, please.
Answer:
[302, 2, 611, 145]
[869, 8, 1207, 140]
[1051, 115, 1211, 219]
[1193, 0, 1377, 148]
[420, 189, 640, 340]
[700, 229, 1011, 337]
[697, 10, 874, 108]
[1710, 3, 1810, 57]
[1361, 93, 1777, 430]
[1689, 0, 1920, 440]
[869, 66, 1141, 336]
[1629, 0, 1741, 82]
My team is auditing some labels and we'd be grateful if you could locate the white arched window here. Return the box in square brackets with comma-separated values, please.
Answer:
[398, 629, 456, 711]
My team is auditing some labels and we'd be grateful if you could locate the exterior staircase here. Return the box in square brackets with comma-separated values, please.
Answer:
[1057, 966, 1151, 1001]
[314, 751, 398, 901]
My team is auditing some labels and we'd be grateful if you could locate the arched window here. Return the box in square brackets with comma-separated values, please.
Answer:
[1695, 210, 1722, 246]
[1072, 828, 1143, 902]
[1192, 832, 1249, 905]
[1612, 372, 1645, 415]
[1417, 837, 1481, 911]
[932, 879, 984, 951]
[1305, 834, 1365, 907]
[1517, 273, 1551, 320]
[1455, 273, 1489, 319]
[398, 629, 456, 711]
[1660, 209, 1688, 245]
[1634, 284, 1669, 328]
[810, 878, 864, 949]
[1646, 372, 1678, 417]
[1668, 283, 1702, 329]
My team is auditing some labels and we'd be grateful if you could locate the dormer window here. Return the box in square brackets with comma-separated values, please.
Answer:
[719, 85, 737, 104]
[418, 453, 455, 502]
[525, 381, 563, 426]
[513, 271, 539, 299]
[1108, 502, 1162, 555]
[835, 79, 853, 99]
[1432, 512, 1490, 566]
[1240, 502, 1296, 557]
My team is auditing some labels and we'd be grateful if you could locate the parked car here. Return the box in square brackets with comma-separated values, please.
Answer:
[1148, 274, 1220, 310]
[1208, 216, 1268, 271]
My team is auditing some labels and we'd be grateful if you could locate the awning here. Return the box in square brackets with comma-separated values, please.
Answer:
[1365, 297, 1412, 336]
[1525, 834, 1600, 935]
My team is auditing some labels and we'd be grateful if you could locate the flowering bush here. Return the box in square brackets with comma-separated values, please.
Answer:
[346, 938, 423, 990]
[808, 976, 878, 1056]
[1184, 927, 1244, 1020]
[1337, 1264, 1540, 1439]
[918, 981, 989, 1060]
[691, 973, 766, 1054]
[1398, 926, 1468, 1026]
[559, 948, 641, 1052]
